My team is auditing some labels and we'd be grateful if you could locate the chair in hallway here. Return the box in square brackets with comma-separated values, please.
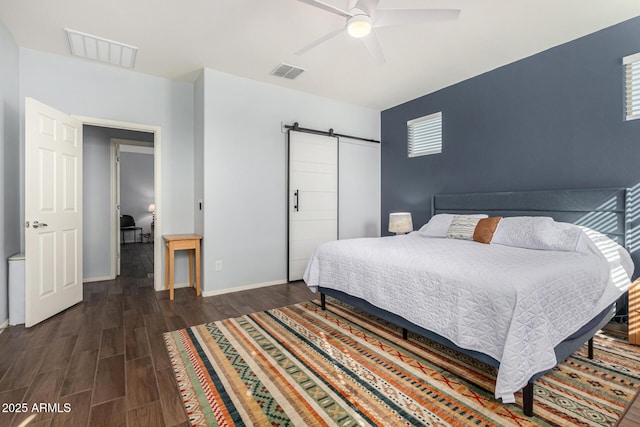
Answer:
[120, 214, 142, 244]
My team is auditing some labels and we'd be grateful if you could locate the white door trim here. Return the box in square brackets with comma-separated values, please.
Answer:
[110, 138, 154, 279]
[110, 141, 120, 278]
[75, 116, 162, 292]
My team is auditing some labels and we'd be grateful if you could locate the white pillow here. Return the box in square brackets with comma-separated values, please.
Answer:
[419, 213, 488, 238]
[491, 216, 583, 252]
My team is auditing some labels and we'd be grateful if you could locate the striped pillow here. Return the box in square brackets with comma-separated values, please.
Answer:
[447, 216, 481, 240]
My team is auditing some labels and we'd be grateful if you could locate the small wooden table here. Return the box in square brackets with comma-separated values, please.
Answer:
[163, 234, 202, 300]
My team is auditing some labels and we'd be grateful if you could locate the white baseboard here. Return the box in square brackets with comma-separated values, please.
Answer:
[83, 275, 116, 283]
[201, 280, 287, 297]
[172, 282, 192, 289]
[154, 280, 289, 296]
[0, 319, 9, 332]
[152, 281, 193, 292]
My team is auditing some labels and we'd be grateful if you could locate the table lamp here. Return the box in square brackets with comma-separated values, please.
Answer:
[388, 212, 413, 235]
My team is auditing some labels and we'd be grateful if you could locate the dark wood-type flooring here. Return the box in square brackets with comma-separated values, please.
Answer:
[0, 243, 315, 426]
[0, 243, 638, 426]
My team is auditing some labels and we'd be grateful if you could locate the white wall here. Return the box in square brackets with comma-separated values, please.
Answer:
[0, 20, 20, 325]
[339, 138, 381, 239]
[199, 68, 380, 294]
[16, 48, 379, 299]
[19, 48, 195, 286]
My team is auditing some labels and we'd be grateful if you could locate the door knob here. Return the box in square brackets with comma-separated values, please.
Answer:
[32, 221, 48, 229]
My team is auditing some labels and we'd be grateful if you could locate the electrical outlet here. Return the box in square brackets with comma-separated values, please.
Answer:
[215, 260, 222, 271]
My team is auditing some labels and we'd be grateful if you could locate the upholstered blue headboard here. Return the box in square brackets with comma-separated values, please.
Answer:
[433, 188, 628, 246]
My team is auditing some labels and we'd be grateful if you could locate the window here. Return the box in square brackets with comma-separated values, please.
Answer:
[624, 52, 640, 121]
[407, 112, 442, 157]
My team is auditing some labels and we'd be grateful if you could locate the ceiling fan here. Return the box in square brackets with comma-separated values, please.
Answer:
[295, 0, 461, 64]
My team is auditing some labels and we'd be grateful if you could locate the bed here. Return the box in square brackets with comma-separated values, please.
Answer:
[303, 188, 634, 417]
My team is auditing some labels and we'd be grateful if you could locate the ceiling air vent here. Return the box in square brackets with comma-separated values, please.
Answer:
[271, 63, 305, 80]
[65, 28, 138, 68]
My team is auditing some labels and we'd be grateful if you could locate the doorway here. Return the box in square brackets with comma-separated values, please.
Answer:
[79, 117, 162, 292]
[113, 138, 155, 277]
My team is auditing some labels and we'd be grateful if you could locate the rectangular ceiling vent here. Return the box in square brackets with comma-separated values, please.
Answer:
[271, 63, 305, 80]
[65, 28, 138, 68]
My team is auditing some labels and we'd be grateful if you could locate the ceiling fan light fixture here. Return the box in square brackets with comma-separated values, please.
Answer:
[347, 15, 372, 38]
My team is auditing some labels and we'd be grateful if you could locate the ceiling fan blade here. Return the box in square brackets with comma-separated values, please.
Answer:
[296, 0, 352, 17]
[374, 9, 460, 28]
[360, 30, 385, 64]
[295, 28, 345, 55]
[352, 0, 379, 15]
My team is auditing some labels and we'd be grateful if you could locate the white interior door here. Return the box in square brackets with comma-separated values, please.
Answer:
[25, 97, 83, 327]
[289, 131, 338, 281]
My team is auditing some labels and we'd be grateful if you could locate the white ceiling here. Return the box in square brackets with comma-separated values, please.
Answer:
[2, 0, 640, 110]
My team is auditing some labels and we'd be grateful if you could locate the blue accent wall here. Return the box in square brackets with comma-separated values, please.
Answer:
[381, 16, 640, 239]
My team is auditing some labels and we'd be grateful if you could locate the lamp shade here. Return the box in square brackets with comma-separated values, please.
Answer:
[147, 203, 155, 212]
[388, 212, 413, 234]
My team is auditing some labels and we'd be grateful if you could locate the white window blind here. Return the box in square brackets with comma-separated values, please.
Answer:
[624, 52, 640, 121]
[407, 112, 442, 157]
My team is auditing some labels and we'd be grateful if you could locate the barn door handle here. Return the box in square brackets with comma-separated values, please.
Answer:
[294, 190, 299, 212]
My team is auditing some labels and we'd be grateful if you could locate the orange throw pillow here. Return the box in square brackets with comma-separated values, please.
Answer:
[473, 217, 503, 244]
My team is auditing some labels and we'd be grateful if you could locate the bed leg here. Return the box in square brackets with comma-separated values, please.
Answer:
[523, 382, 534, 417]
[588, 337, 594, 359]
[321, 293, 326, 310]
[402, 328, 408, 340]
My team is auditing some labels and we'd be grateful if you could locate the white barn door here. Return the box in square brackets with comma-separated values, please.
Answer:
[288, 131, 338, 281]
[25, 98, 83, 327]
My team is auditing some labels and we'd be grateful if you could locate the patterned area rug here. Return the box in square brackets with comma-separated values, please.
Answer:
[163, 299, 640, 426]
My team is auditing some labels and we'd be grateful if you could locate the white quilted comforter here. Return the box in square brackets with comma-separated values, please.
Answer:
[303, 231, 633, 403]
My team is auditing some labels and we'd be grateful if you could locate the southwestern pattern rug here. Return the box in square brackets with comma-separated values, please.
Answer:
[163, 299, 640, 426]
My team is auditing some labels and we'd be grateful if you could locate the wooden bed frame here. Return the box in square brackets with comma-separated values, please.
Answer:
[317, 187, 629, 417]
